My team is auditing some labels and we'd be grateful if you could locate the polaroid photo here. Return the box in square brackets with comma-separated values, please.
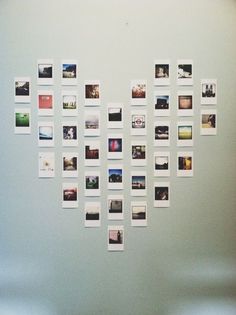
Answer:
[131, 201, 147, 227]
[177, 59, 193, 85]
[38, 152, 55, 178]
[107, 134, 123, 159]
[131, 171, 147, 196]
[108, 225, 124, 251]
[38, 90, 54, 116]
[62, 122, 78, 146]
[154, 151, 170, 177]
[14, 77, 30, 103]
[84, 140, 100, 166]
[154, 59, 170, 86]
[14, 108, 31, 134]
[62, 182, 78, 208]
[201, 79, 217, 105]
[200, 109, 217, 135]
[131, 141, 147, 166]
[177, 121, 193, 146]
[154, 91, 170, 117]
[154, 182, 170, 208]
[38, 121, 54, 147]
[61, 60, 78, 85]
[84, 110, 100, 136]
[107, 103, 123, 129]
[177, 151, 193, 177]
[154, 121, 170, 146]
[62, 91, 78, 116]
[62, 152, 78, 178]
[108, 195, 124, 220]
[84, 80, 101, 106]
[177, 91, 194, 116]
[108, 164, 123, 190]
[131, 80, 147, 105]
[37, 59, 53, 85]
[85, 202, 101, 227]
[131, 110, 147, 136]
[84, 171, 100, 196]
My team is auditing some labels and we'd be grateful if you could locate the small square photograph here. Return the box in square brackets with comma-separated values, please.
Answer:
[38, 122, 54, 147]
[108, 165, 123, 190]
[177, 152, 193, 177]
[14, 77, 30, 103]
[62, 152, 78, 177]
[131, 110, 147, 135]
[131, 172, 147, 196]
[108, 226, 124, 251]
[177, 91, 193, 116]
[131, 141, 147, 166]
[107, 103, 123, 129]
[62, 91, 78, 116]
[14, 108, 31, 134]
[38, 90, 54, 116]
[154, 60, 170, 85]
[200, 109, 217, 135]
[84, 141, 100, 166]
[177, 122, 193, 146]
[107, 135, 123, 159]
[154, 151, 170, 177]
[37, 59, 53, 85]
[131, 80, 147, 105]
[61, 60, 77, 85]
[85, 171, 100, 196]
[131, 201, 147, 227]
[154, 182, 170, 207]
[108, 195, 124, 220]
[201, 79, 217, 104]
[154, 91, 170, 116]
[85, 202, 101, 227]
[62, 182, 78, 208]
[84, 80, 101, 106]
[154, 121, 170, 146]
[84, 111, 100, 136]
[62, 122, 78, 146]
[177, 60, 193, 85]
[38, 152, 55, 178]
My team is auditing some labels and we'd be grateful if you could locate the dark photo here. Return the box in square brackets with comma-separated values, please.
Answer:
[155, 95, 169, 109]
[109, 199, 123, 214]
[15, 113, 30, 127]
[85, 145, 99, 159]
[108, 108, 122, 122]
[155, 156, 168, 170]
[132, 176, 146, 189]
[63, 188, 77, 201]
[155, 125, 169, 140]
[155, 186, 169, 201]
[108, 138, 122, 152]
[155, 64, 169, 78]
[178, 156, 192, 170]
[85, 84, 99, 99]
[38, 64, 53, 78]
[63, 157, 77, 171]
[63, 126, 77, 140]
[15, 81, 29, 96]
[108, 169, 122, 183]
[178, 64, 192, 78]
[132, 206, 146, 220]
[85, 176, 99, 189]
[132, 145, 146, 159]
[62, 64, 76, 78]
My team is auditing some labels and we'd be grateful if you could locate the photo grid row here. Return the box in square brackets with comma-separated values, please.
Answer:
[14, 59, 217, 251]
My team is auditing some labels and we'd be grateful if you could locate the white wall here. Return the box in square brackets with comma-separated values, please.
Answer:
[0, 1, 236, 314]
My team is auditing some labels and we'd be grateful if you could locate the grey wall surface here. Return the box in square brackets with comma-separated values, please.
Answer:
[0, 1, 236, 314]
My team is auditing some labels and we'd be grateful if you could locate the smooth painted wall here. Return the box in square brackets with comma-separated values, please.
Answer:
[0, 1, 236, 314]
